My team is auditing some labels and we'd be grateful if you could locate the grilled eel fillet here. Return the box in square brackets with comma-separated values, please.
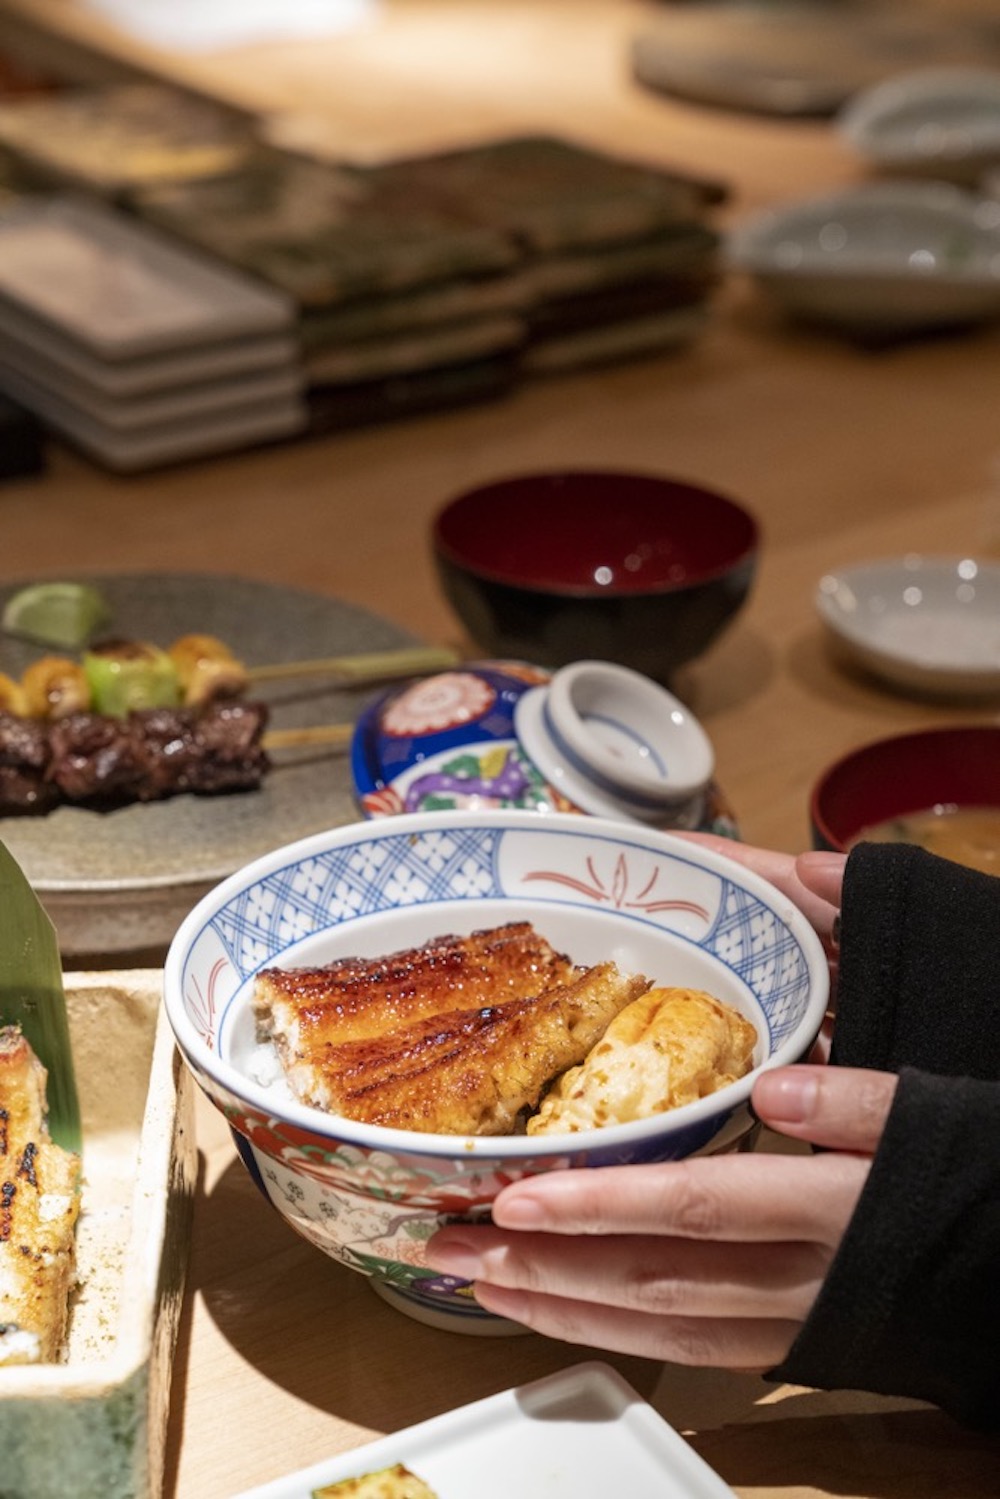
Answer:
[254, 921, 579, 1049]
[528, 986, 757, 1135]
[0, 1026, 81, 1365]
[254, 924, 650, 1134]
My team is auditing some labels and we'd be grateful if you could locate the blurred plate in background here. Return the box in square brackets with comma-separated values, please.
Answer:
[727, 181, 1000, 337]
[838, 66, 1000, 185]
[631, 2, 1000, 119]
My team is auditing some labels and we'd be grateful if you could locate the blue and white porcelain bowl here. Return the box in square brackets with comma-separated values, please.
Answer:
[163, 811, 828, 1333]
[352, 658, 737, 835]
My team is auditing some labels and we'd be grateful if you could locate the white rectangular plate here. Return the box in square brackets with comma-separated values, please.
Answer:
[0, 195, 296, 358]
[0, 293, 301, 396]
[232, 1362, 737, 1499]
[0, 346, 304, 431]
[0, 362, 307, 471]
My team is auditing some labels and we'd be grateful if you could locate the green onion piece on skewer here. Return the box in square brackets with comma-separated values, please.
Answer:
[83, 640, 182, 717]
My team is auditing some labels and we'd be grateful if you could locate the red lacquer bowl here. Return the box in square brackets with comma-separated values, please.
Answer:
[432, 470, 759, 684]
[810, 724, 1000, 851]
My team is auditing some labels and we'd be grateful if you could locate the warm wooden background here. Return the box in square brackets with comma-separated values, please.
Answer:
[1, 3, 998, 1494]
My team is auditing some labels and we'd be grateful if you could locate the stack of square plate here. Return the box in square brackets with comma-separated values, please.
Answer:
[0, 194, 307, 471]
[129, 149, 528, 432]
[129, 136, 728, 429]
[369, 135, 728, 373]
[0, 82, 729, 440]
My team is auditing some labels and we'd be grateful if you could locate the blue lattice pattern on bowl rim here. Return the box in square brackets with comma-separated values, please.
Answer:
[165, 811, 828, 1327]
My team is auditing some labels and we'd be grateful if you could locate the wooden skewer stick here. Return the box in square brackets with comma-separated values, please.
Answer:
[245, 644, 461, 687]
[263, 722, 355, 751]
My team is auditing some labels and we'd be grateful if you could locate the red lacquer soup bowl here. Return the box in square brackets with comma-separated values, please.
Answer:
[432, 470, 759, 684]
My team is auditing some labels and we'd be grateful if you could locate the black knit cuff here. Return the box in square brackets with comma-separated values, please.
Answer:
[831, 843, 1000, 1080]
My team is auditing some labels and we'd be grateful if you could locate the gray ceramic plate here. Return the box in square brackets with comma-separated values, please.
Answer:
[0, 572, 414, 955]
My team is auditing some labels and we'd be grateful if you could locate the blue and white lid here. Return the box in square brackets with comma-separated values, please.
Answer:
[352, 658, 721, 833]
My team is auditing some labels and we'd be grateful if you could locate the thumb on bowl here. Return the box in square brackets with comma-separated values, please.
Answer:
[753, 1064, 897, 1154]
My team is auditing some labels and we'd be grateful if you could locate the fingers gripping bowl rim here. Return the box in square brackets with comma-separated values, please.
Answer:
[163, 810, 829, 1330]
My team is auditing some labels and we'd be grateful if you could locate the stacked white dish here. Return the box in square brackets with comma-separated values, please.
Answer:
[0, 195, 307, 471]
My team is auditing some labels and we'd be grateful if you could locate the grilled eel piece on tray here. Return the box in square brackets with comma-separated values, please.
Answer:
[254, 922, 650, 1135]
[0, 1026, 81, 1365]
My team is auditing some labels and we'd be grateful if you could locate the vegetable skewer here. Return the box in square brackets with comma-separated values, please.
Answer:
[0, 633, 445, 816]
[0, 638, 460, 720]
[244, 644, 460, 686]
[262, 722, 354, 751]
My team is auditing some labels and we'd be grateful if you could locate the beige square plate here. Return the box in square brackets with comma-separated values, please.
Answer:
[0, 970, 196, 1499]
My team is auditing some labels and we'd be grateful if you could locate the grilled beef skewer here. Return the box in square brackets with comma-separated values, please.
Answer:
[0, 699, 269, 816]
[0, 713, 59, 815]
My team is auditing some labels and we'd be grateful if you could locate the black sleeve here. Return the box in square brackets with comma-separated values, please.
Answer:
[769, 1068, 1000, 1432]
[830, 842, 1000, 1078]
[767, 843, 1000, 1431]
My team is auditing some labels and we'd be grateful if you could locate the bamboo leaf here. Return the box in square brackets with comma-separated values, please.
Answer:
[0, 839, 81, 1154]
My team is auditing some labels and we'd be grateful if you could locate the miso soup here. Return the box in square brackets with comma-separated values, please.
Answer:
[849, 804, 1000, 875]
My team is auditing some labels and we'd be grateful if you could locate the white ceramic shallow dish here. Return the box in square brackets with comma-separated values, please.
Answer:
[232, 1361, 736, 1499]
[815, 554, 1000, 697]
[726, 180, 1000, 335]
[0, 970, 196, 1499]
[629, 2, 998, 119]
[839, 67, 1000, 184]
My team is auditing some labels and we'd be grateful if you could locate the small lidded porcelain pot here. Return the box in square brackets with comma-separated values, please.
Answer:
[351, 658, 736, 834]
[514, 659, 715, 826]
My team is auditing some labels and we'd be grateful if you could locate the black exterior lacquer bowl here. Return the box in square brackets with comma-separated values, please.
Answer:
[432, 470, 759, 684]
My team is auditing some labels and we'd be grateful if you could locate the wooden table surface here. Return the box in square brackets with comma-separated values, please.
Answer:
[1, 2, 999, 1494]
